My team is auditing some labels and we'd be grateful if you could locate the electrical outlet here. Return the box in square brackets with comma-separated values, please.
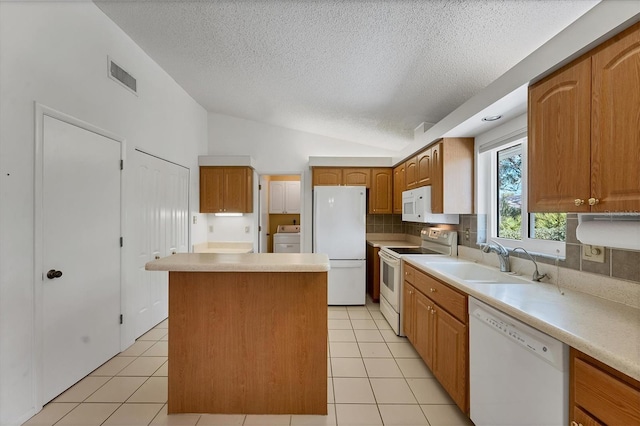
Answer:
[192, 215, 197, 224]
[582, 244, 605, 263]
[245, 226, 250, 233]
[208, 225, 213, 233]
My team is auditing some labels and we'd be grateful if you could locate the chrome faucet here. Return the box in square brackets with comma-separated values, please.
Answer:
[480, 240, 511, 272]
[512, 247, 548, 282]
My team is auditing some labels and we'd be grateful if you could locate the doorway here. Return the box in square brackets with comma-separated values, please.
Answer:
[258, 174, 302, 253]
[131, 150, 189, 338]
[35, 106, 123, 404]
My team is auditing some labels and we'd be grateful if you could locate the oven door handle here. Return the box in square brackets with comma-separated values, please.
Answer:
[378, 250, 400, 266]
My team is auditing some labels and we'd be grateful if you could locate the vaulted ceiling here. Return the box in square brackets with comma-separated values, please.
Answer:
[95, 0, 599, 152]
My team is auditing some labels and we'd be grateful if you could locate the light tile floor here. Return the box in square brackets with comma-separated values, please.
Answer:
[23, 300, 473, 426]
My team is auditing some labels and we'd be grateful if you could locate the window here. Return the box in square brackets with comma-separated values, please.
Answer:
[479, 136, 566, 258]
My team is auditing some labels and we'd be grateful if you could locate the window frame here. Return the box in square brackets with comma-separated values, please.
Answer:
[485, 137, 566, 258]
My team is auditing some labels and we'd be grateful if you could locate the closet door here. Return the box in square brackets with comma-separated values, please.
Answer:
[133, 150, 189, 337]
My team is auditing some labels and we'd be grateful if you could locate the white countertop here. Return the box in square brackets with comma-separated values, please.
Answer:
[403, 255, 640, 381]
[146, 253, 330, 272]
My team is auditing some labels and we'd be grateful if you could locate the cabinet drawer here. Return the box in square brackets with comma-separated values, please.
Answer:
[413, 271, 467, 322]
[403, 264, 415, 284]
[572, 406, 603, 426]
[574, 358, 640, 425]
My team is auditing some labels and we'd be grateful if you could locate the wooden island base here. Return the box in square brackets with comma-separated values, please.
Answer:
[167, 270, 328, 415]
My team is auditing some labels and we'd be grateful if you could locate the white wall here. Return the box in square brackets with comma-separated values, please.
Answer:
[208, 113, 398, 252]
[207, 215, 255, 243]
[0, 3, 208, 425]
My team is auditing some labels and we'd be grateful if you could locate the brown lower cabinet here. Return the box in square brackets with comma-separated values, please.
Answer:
[402, 263, 468, 413]
[570, 348, 640, 426]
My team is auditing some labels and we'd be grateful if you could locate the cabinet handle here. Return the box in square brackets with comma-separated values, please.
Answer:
[430, 288, 436, 293]
[571, 422, 577, 426]
[588, 197, 599, 206]
[574, 199, 585, 206]
[172, 251, 176, 255]
[431, 309, 435, 315]
[155, 255, 160, 260]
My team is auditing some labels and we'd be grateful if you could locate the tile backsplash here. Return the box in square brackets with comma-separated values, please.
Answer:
[456, 213, 640, 285]
[365, 214, 404, 234]
[368, 213, 640, 284]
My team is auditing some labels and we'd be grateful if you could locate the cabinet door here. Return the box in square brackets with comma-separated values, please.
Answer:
[414, 291, 434, 368]
[572, 406, 604, 426]
[370, 168, 392, 214]
[313, 168, 342, 186]
[402, 283, 415, 341]
[417, 148, 432, 187]
[200, 167, 224, 213]
[284, 181, 301, 213]
[573, 357, 640, 425]
[430, 142, 444, 213]
[224, 168, 249, 212]
[405, 156, 418, 189]
[591, 25, 640, 212]
[343, 168, 371, 187]
[432, 305, 467, 412]
[269, 181, 285, 214]
[393, 163, 405, 214]
[528, 56, 591, 212]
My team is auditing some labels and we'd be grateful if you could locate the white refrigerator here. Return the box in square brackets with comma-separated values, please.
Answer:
[313, 186, 366, 305]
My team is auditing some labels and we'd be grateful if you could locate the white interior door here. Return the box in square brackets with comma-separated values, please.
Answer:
[42, 115, 121, 403]
[133, 151, 189, 337]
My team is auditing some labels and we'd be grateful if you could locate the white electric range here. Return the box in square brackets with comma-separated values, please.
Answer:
[378, 227, 458, 335]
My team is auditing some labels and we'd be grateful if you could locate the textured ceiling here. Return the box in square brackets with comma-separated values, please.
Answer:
[95, 0, 599, 151]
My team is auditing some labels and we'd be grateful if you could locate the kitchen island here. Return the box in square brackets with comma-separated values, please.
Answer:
[145, 253, 330, 415]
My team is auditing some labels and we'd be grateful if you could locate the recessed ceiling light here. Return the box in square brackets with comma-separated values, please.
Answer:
[482, 115, 502, 122]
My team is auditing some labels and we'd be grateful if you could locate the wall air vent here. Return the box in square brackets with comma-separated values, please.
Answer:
[108, 56, 137, 95]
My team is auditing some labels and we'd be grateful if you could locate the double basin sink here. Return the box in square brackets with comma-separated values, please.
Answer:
[423, 261, 531, 285]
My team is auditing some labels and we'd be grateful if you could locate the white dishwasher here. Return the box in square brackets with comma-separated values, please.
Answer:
[469, 297, 569, 426]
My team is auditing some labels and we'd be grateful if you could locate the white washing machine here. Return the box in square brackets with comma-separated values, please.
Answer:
[273, 225, 300, 253]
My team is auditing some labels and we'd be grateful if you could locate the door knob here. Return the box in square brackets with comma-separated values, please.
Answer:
[574, 199, 585, 206]
[172, 251, 176, 255]
[46, 269, 63, 279]
[588, 197, 599, 206]
[155, 255, 160, 260]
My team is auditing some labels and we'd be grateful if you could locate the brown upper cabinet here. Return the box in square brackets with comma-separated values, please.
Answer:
[405, 156, 418, 189]
[392, 138, 473, 215]
[417, 148, 432, 186]
[370, 168, 392, 214]
[430, 138, 474, 214]
[343, 168, 371, 187]
[312, 167, 392, 214]
[312, 168, 342, 186]
[529, 23, 640, 213]
[200, 166, 253, 213]
[393, 163, 405, 214]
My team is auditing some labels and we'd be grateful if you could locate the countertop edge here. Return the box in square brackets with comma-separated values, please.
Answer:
[145, 253, 330, 273]
[402, 256, 640, 382]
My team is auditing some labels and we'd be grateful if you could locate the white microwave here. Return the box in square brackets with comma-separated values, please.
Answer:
[401, 186, 459, 224]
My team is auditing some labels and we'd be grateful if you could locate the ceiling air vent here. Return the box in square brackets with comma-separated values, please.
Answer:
[108, 56, 137, 95]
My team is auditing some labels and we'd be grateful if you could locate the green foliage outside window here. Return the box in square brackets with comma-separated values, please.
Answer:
[497, 146, 566, 242]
